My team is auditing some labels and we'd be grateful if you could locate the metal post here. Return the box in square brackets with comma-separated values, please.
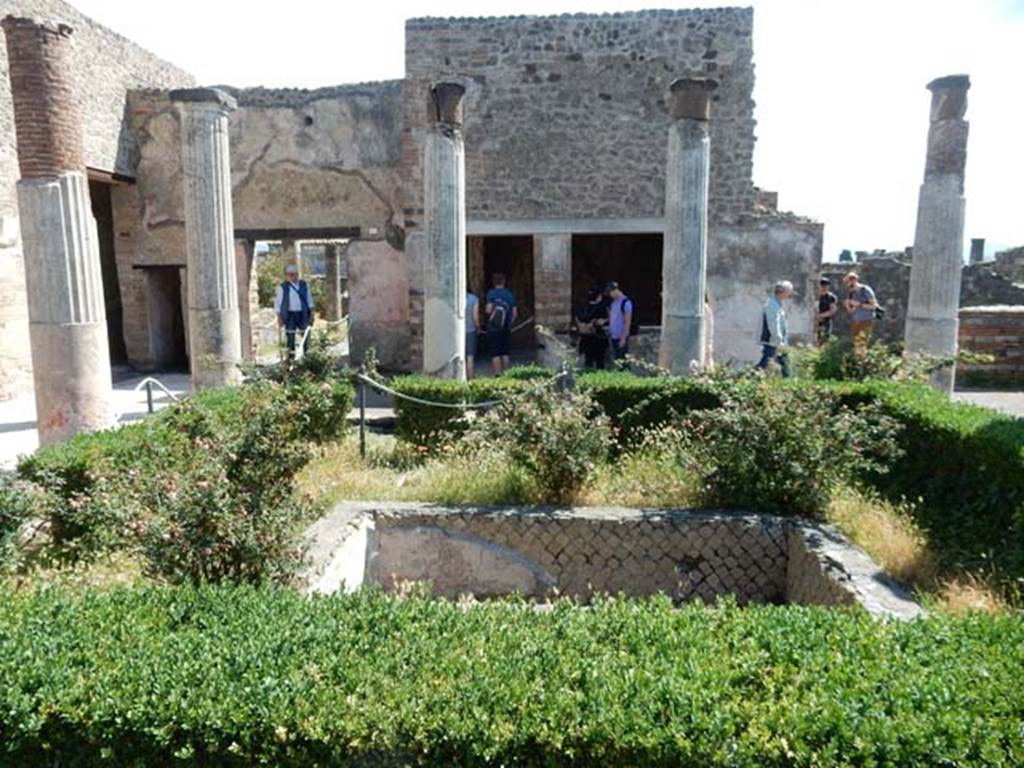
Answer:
[146, 381, 154, 414]
[358, 366, 367, 459]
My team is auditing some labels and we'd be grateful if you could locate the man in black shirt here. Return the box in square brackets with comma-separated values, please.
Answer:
[817, 277, 838, 345]
[573, 286, 609, 369]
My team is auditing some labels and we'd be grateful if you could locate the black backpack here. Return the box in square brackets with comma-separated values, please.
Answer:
[487, 296, 512, 332]
[628, 299, 640, 336]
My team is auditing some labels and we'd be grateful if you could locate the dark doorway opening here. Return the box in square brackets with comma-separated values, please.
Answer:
[571, 234, 663, 326]
[469, 235, 535, 350]
[88, 179, 128, 364]
[144, 266, 188, 372]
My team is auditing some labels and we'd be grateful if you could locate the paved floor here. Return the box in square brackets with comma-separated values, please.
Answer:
[953, 390, 1024, 418]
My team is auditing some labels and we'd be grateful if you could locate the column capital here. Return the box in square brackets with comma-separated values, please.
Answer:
[668, 78, 718, 122]
[926, 74, 970, 122]
[1, 15, 73, 37]
[430, 82, 465, 127]
[169, 87, 237, 113]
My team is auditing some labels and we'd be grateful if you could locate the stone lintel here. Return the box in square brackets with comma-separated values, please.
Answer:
[668, 77, 718, 121]
[430, 81, 465, 126]
[927, 74, 970, 122]
[169, 87, 238, 112]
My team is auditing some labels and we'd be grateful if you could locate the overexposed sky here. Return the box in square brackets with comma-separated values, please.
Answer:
[72, 0, 1024, 260]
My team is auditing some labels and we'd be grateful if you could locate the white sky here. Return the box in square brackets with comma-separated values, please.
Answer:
[72, 0, 1024, 260]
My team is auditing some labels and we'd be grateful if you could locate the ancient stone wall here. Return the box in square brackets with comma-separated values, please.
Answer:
[957, 306, 1024, 387]
[821, 255, 1024, 347]
[122, 82, 406, 368]
[0, 0, 194, 398]
[402, 9, 755, 226]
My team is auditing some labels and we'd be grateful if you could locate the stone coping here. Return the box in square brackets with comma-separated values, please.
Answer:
[302, 502, 924, 621]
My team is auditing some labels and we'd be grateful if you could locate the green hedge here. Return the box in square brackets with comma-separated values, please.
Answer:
[391, 371, 720, 446]
[0, 586, 1020, 767]
[824, 380, 1024, 580]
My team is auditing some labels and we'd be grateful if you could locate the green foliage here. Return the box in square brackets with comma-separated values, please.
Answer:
[390, 375, 529, 445]
[825, 380, 1024, 586]
[793, 337, 955, 383]
[464, 382, 612, 504]
[256, 251, 285, 308]
[0, 586, 1021, 766]
[674, 381, 901, 518]
[14, 380, 350, 576]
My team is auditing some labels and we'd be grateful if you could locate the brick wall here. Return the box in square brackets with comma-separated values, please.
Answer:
[0, 0, 194, 399]
[957, 306, 1024, 387]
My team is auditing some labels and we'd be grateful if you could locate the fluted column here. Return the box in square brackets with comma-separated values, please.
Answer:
[904, 75, 971, 393]
[422, 82, 467, 380]
[170, 88, 242, 389]
[659, 77, 716, 374]
[2, 16, 113, 445]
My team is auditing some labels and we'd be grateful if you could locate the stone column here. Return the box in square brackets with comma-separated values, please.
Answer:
[2, 16, 113, 445]
[280, 239, 298, 270]
[170, 88, 242, 389]
[533, 234, 572, 333]
[969, 238, 985, 264]
[323, 241, 342, 321]
[904, 75, 970, 393]
[659, 77, 717, 374]
[422, 82, 466, 380]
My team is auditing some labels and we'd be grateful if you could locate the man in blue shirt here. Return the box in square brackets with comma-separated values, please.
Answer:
[756, 280, 792, 378]
[465, 290, 480, 378]
[605, 281, 634, 365]
[275, 264, 314, 356]
[485, 273, 517, 375]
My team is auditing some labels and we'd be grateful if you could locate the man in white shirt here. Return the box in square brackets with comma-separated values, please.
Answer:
[275, 264, 315, 355]
[756, 280, 792, 378]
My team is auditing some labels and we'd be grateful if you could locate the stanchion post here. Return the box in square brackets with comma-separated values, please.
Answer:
[358, 366, 367, 459]
[146, 381, 154, 413]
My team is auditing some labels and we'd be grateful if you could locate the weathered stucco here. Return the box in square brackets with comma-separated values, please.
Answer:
[347, 240, 411, 369]
[0, 0, 194, 398]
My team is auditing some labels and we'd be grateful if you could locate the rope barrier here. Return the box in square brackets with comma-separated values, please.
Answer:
[354, 368, 570, 412]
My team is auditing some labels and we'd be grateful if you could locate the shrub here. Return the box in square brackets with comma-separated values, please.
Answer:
[675, 381, 901, 518]
[794, 337, 955, 383]
[0, 586, 1021, 766]
[464, 382, 612, 504]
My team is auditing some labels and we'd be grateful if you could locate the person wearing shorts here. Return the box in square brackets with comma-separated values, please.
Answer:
[465, 290, 480, 378]
[485, 273, 517, 375]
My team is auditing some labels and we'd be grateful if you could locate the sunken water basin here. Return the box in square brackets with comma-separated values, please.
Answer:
[301, 503, 923, 619]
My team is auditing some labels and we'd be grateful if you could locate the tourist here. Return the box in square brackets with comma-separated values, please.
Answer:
[756, 280, 792, 378]
[573, 286, 609, 369]
[605, 281, 634, 366]
[842, 271, 878, 357]
[485, 273, 517, 375]
[275, 264, 314, 355]
[465, 290, 480, 378]
[817, 277, 839, 345]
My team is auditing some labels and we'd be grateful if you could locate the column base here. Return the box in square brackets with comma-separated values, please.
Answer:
[188, 306, 243, 389]
[29, 322, 113, 446]
[659, 315, 706, 375]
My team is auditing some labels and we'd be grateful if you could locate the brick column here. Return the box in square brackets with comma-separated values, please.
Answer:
[904, 75, 970, 393]
[2, 16, 113, 445]
[422, 82, 466, 380]
[170, 88, 242, 389]
[533, 234, 571, 332]
[660, 77, 716, 374]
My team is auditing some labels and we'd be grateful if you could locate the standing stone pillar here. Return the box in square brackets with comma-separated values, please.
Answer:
[969, 238, 985, 264]
[323, 241, 342, 321]
[2, 17, 113, 445]
[170, 88, 242, 389]
[659, 77, 717, 374]
[280, 239, 299, 271]
[904, 75, 971, 393]
[422, 82, 466, 380]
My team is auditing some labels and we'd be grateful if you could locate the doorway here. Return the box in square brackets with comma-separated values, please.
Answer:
[144, 266, 188, 371]
[468, 235, 535, 350]
[88, 179, 128, 364]
[571, 234, 663, 326]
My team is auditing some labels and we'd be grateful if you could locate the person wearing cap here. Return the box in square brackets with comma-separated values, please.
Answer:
[275, 264, 315, 355]
[573, 285, 609, 369]
[605, 281, 634, 365]
[841, 271, 877, 357]
[817, 277, 839, 345]
[756, 280, 792, 378]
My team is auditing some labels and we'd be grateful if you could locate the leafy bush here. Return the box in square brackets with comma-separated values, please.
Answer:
[463, 382, 611, 504]
[675, 382, 901, 518]
[0, 586, 1021, 767]
[794, 337, 955, 383]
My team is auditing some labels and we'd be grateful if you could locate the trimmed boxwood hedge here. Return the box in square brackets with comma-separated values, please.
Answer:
[0, 586, 1021, 767]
